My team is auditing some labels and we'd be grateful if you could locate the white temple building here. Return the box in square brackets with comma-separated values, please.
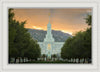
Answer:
[38, 15, 64, 59]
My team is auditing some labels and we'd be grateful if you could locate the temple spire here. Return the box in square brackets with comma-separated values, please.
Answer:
[44, 13, 54, 42]
[48, 13, 51, 23]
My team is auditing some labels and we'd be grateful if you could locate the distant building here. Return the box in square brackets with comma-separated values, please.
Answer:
[38, 16, 64, 59]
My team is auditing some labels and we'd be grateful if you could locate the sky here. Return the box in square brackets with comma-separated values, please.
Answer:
[13, 8, 92, 35]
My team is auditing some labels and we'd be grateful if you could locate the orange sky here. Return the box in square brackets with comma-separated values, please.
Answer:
[13, 8, 92, 35]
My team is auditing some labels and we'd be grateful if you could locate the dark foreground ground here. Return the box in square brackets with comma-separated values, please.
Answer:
[17, 61, 91, 64]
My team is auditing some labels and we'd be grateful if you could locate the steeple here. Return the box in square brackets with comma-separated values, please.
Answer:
[44, 13, 54, 42]
[48, 13, 51, 23]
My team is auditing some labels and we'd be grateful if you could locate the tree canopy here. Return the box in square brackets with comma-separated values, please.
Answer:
[61, 14, 92, 62]
[9, 9, 41, 63]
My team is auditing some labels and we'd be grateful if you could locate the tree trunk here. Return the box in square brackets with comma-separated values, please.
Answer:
[19, 57, 20, 63]
[75, 58, 76, 63]
[25, 57, 26, 62]
[8, 57, 10, 63]
[28, 58, 30, 62]
[14, 57, 17, 63]
[35, 58, 37, 61]
[72, 58, 74, 63]
[78, 58, 80, 63]
[22, 57, 24, 63]
[83, 58, 85, 63]
[28, 58, 29, 61]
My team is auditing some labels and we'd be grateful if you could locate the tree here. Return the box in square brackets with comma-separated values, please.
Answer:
[41, 54, 46, 61]
[52, 54, 57, 61]
[85, 14, 92, 25]
[9, 9, 41, 63]
[61, 14, 92, 63]
[9, 9, 18, 63]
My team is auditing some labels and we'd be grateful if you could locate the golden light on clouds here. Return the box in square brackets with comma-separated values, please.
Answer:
[61, 30, 72, 35]
[13, 8, 92, 35]
[33, 26, 43, 30]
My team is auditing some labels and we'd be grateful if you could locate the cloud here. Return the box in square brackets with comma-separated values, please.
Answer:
[13, 8, 92, 34]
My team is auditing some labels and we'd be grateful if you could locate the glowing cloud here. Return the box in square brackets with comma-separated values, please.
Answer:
[13, 8, 91, 34]
[33, 26, 43, 30]
[61, 30, 72, 35]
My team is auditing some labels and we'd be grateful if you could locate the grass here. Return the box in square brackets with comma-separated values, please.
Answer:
[23, 61, 81, 64]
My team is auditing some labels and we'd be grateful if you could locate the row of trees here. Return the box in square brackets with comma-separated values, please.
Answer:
[61, 15, 92, 63]
[41, 54, 57, 60]
[9, 9, 41, 63]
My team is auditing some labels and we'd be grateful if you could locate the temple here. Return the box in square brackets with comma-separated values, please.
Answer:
[38, 13, 64, 59]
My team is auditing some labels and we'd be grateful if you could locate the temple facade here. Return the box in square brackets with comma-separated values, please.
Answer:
[38, 20, 64, 59]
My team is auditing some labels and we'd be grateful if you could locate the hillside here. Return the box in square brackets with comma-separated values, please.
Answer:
[27, 29, 72, 42]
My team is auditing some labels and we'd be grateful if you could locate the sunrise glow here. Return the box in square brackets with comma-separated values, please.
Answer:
[61, 30, 72, 35]
[13, 8, 92, 34]
[33, 26, 43, 30]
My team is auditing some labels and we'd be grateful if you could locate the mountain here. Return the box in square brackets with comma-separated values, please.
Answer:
[27, 28, 72, 42]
